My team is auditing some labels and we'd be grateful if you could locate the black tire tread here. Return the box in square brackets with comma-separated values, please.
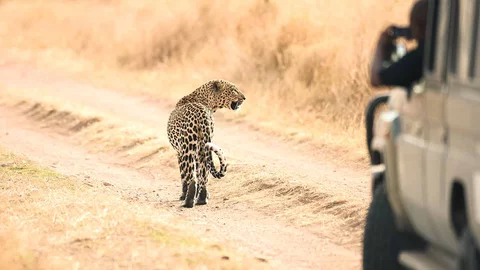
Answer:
[459, 228, 480, 270]
[363, 183, 425, 270]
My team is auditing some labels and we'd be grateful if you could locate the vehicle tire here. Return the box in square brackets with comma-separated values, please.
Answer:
[458, 228, 480, 270]
[363, 182, 425, 270]
[365, 93, 389, 166]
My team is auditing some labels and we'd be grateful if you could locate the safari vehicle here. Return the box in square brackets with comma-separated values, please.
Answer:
[362, 0, 480, 269]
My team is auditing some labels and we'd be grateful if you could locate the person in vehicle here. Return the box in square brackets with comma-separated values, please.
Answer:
[369, 0, 429, 91]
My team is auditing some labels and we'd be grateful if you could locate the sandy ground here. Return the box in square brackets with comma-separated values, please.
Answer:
[0, 63, 370, 269]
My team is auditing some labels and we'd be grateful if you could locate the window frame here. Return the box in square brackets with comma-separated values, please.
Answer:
[468, 0, 480, 86]
[423, 0, 449, 85]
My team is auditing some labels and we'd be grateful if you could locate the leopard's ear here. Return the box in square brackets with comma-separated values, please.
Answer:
[212, 80, 221, 92]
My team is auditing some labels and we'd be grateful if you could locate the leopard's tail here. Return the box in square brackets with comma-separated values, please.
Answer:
[205, 142, 227, 179]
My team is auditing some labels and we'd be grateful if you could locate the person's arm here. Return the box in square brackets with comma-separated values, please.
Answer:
[375, 45, 424, 89]
[370, 28, 392, 87]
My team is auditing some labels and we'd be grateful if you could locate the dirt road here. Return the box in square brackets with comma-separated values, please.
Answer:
[0, 63, 370, 269]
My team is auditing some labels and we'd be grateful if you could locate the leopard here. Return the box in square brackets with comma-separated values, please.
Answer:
[167, 79, 246, 208]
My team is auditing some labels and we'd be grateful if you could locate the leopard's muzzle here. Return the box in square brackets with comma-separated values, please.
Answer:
[231, 95, 246, 110]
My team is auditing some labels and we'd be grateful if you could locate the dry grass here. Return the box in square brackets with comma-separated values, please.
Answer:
[0, 149, 269, 270]
[0, 0, 415, 153]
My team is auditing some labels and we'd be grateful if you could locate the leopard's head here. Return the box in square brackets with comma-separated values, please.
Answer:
[202, 80, 246, 111]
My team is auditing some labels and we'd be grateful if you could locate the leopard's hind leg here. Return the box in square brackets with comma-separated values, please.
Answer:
[179, 152, 198, 208]
[178, 155, 188, 201]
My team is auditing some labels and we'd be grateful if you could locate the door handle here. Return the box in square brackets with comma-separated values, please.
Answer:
[412, 83, 425, 95]
[409, 79, 426, 97]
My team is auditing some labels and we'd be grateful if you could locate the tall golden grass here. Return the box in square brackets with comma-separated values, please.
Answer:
[0, 0, 415, 155]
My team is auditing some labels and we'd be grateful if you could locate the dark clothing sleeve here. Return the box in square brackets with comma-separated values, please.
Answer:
[379, 43, 424, 90]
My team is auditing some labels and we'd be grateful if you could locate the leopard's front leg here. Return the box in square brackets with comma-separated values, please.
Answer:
[195, 139, 210, 205]
[196, 184, 210, 205]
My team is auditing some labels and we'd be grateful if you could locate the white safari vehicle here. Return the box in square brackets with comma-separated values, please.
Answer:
[362, 0, 480, 269]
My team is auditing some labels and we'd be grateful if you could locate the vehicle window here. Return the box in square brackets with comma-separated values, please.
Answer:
[426, 0, 440, 73]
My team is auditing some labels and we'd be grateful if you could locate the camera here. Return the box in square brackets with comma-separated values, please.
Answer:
[387, 26, 412, 40]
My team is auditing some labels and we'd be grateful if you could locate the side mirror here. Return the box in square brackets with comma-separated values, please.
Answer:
[411, 80, 425, 95]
